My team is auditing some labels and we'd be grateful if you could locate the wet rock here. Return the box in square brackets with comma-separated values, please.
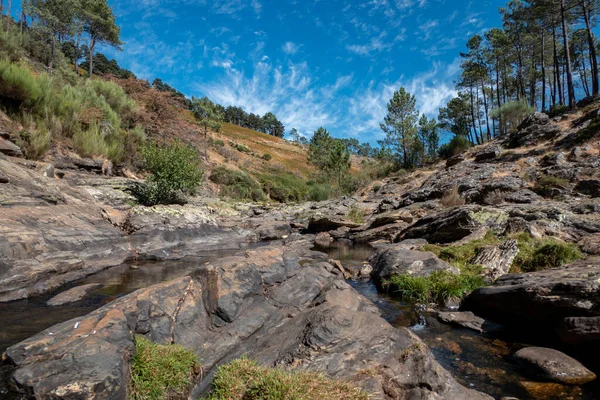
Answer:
[574, 179, 600, 197]
[4, 243, 491, 400]
[463, 258, 600, 348]
[513, 347, 596, 385]
[46, 283, 102, 306]
[0, 137, 23, 157]
[472, 239, 519, 282]
[398, 206, 508, 244]
[558, 316, 600, 345]
[352, 223, 408, 244]
[369, 246, 459, 288]
[437, 311, 504, 333]
[475, 145, 502, 162]
[446, 154, 465, 168]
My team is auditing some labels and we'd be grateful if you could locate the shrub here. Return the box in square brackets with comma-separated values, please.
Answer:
[20, 126, 51, 160]
[385, 270, 486, 306]
[216, 144, 239, 161]
[490, 100, 534, 134]
[438, 135, 471, 159]
[259, 172, 308, 203]
[212, 139, 225, 147]
[347, 206, 366, 224]
[236, 144, 251, 153]
[73, 124, 110, 159]
[534, 175, 569, 196]
[206, 358, 368, 400]
[129, 335, 199, 400]
[373, 183, 382, 192]
[210, 166, 266, 202]
[308, 183, 330, 202]
[0, 59, 41, 104]
[548, 104, 568, 118]
[86, 78, 136, 117]
[440, 186, 466, 207]
[516, 239, 582, 272]
[136, 141, 204, 206]
[262, 153, 272, 161]
[483, 190, 506, 205]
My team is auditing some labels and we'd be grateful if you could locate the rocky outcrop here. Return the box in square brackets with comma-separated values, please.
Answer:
[475, 144, 502, 162]
[398, 206, 508, 244]
[472, 239, 519, 282]
[574, 180, 600, 197]
[510, 112, 561, 147]
[513, 347, 596, 385]
[0, 137, 22, 157]
[463, 258, 600, 348]
[446, 154, 465, 168]
[369, 245, 459, 287]
[46, 283, 102, 306]
[3, 241, 491, 400]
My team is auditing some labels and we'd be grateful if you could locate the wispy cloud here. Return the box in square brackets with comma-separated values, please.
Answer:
[282, 41, 301, 55]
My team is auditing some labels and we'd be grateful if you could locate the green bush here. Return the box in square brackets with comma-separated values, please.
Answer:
[0, 59, 42, 103]
[516, 239, 582, 272]
[236, 144, 251, 153]
[438, 135, 471, 159]
[129, 335, 199, 400]
[262, 153, 272, 161]
[206, 358, 368, 400]
[136, 141, 204, 206]
[535, 175, 569, 196]
[259, 172, 308, 203]
[308, 183, 330, 202]
[385, 270, 486, 306]
[373, 184, 382, 192]
[86, 78, 136, 117]
[211, 138, 225, 147]
[347, 206, 366, 224]
[210, 166, 266, 202]
[548, 104, 568, 118]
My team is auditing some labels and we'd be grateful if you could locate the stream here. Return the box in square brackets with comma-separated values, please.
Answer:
[1, 240, 598, 400]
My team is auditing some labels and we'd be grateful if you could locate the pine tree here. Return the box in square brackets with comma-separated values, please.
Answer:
[380, 88, 419, 168]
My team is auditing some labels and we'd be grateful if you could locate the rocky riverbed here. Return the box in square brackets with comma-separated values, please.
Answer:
[2, 107, 600, 398]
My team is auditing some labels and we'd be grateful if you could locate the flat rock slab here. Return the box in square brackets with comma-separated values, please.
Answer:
[437, 311, 504, 334]
[513, 347, 596, 385]
[46, 283, 102, 306]
[0, 137, 22, 157]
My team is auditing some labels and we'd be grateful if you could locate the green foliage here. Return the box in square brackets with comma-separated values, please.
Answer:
[308, 127, 334, 170]
[534, 175, 569, 195]
[205, 358, 368, 400]
[380, 87, 420, 168]
[262, 112, 285, 138]
[490, 100, 534, 135]
[129, 335, 199, 400]
[346, 207, 366, 224]
[424, 231, 499, 271]
[0, 59, 42, 103]
[308, 183, 331, 202]
[191, 96, 223, 135]
[575, 114, 600, 144]
[262, 153, 272, 161]
[418, 114, 440, 161]
[438, 94, 472, 138]
[259, 172, 308, 203]
[373, 183, 382, 192]
[438, 135, 472, 159]
[18, 117, 52, 160]
[548, 104, 568, 118]
[235, 144, 251, 153]
[385, 270, 486, 306]
[211, 139, 225, 148]
[210, 166, 266, 202]
[514, 237, 583, 272]
[136, 141, 204, 206]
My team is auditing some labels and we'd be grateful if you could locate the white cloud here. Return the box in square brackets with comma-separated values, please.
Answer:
[282, 41, 300, 55]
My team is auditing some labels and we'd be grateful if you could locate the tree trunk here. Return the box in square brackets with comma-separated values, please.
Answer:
[475, 86, 484, 143]
[74, 32, 81, 75]
[581, 0, 599, 96]
[6, 0, 11, 32]
[530, 56, 537, 108]
[469, 86, 480, 144]
[560, 0, 576, 108]
[88, 37, 95, 78]
[553, 26, 563, 105]
[481, 78, 491, 141]
[541, 30, 547, 112]
[49, 36, 55, 72]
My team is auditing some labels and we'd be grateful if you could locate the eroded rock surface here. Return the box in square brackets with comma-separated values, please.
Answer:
[3, 241, 491, 400]
[513, 347, 596, 385]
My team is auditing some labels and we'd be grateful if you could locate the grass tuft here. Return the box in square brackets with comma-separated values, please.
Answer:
[347, 206, 366, 224]
[129, 335, 199, 400]
[205, 358, 368, 400]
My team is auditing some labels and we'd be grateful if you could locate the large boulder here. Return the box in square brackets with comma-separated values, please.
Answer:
[398, 206, 508, 244]
[510, 112, 561, 147]
[513, 347, 596, 385]
[475, 144, 502, 162]
[3, 242, 491, 400]
[0, 137, 23, 157]
[463, 258, 600, 348]
[369, 245, 459, 288]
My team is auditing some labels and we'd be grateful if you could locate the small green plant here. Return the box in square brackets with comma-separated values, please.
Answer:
[373, 183, 382, 192]
[213, 139, 225, 147]
[129, 335, 199, 400]
[262, 153, 272, 161]
[548, 104, 568, 118]
[136, 140, 204, 206]
[516, 239, 582, 272]
[210, 166, 266, 202]
[438, 135, 471, 159]
[534, 175, 569, 196]
[259, 171, 308, 203]
[424, 231, 499, 272]
[385, 270, 486, 306]
[347, 206, 366, 224]
[308, 183, 330, 202]
[236, 144, 251, 153]
[205, 358, 368, 400]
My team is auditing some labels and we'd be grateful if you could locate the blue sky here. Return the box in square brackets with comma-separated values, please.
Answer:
[105, 0, 508, 141]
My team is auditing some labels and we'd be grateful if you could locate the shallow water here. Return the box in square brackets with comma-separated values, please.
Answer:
[316, 242, 599, 400]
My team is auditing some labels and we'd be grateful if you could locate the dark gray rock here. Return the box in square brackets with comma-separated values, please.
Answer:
[253, 221, 292, 241]
[574, 180, 600, 198]
[437, 311, 504, 333]
[540, 152, 567, 167]
[558, 316, 600, 345]
[472, 239, 519, 282]
[510, 112, 561, 147]
[475, 145, 502, 162]
[369, 246, 459, 288]
[47, 283, 102, 306]
[0, 137, 23, 157]
[0, 173, 8, 184]
[398, 206, 508, 244]
[4, 243, 491, 400]
[513, 347, 596, 385]
[446, 153, 465, 168]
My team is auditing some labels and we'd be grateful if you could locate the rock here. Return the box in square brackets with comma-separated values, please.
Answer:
[513, 347, 596, 385]
[463, 258, 600, 348]
[446, 153, 465, 168]
[398, 206, 508, 244]
[46, 283, 102, 306]
[504, 189, 540, 204]
[540, 152, 567, 167]
[352, 223, 408, 243]
[4, 243, 491, 400]
[437, 311, 504, 333]
[315, 232, 334, 245]
[305, 217, 362, 233]
[579, 234, 600, 255]
[0, 173, 8, 184]
[574, 180, 600, 197]
[369, 246, 459, 288]
[0, 137, 23, 157]
[569, 147, 583, 161]
[510, 112, 561, 147]
[558, 316, 600, 345]
[472, 239, 519, 282]
[475, 145, 502, 162]
[253, 221, 292, 241]
[41, 164, 55, 178]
